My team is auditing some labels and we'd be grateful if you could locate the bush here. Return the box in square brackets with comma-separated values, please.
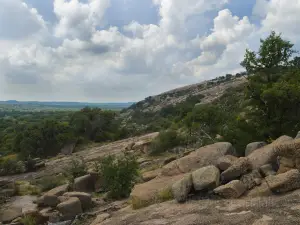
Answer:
[31, 174, 67, 192]
[149, 130, 183, 155]
[0, 156, 26, 176]
[96, 153, 139, 199]
[20, 215, 37, 225]
[64, 158, 87, 183]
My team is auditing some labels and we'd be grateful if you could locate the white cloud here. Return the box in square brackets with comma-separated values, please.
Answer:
[54, 0, 111, 40]
[0, 0, 46, 40]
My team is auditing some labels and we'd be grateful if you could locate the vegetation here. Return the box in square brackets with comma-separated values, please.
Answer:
[64, 158, 87, 183]
[20, 215, 37, 225]
[95, 153, 139, 199]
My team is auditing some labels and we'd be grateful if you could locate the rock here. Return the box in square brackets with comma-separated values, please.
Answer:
[0, 207, 22, 223]
[43, 194, 59, 207]
[39, 208, 60, 223]
[132, 140, 153, 153]
[259, 164, 276, 177]
[57, 197, 82, 220]
[245, 142, 266, 156]
[61, 143, 76, 155]
[295, 131, 300, 139]
[279, 156, 295, 168]
[142, 169, 161, 182]
[63, 192, 92, 210]
[192, 165, 220, 191]
[137, 158, 151, 164]
[252, 215, 273, 225]
[48, 221, 72, 225]
[34, 162, 45, 170]
[130, 174, 184, 209]
[247, 136, 294, 169]
[47, 184, 69, 197]
[240, 170, 262, 190]
[214, 180, 246, 199]
[245, 180, 272, 197]
[265, 169, 300, 193]
[221, 157, 252, 183]
[163, 156, 177, 165]
[172, 174, 193, 203]
[73, 174, 95, 192]
[90, 213, 110, 225]
[0, 189, 15, 198]
[125, 142, 135, 151]
[162, 142, 235, 176]
[216, 155, 238, 171]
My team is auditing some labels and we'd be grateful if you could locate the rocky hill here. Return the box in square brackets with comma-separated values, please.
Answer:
[122, 75, 247, 115]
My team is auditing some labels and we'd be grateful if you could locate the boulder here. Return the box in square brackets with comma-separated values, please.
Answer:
[63, 192, 92, 210]
[61, 143, 76, 155]
[191, 165, 220, 191]
[259, 164, 276, 177]
[73, 174, 95, 192]
[265, 169, 300, 193]
[240, 170, 262, 190]
[39, 208, 60, 223]
[295, 131, 300, 139]
[142, 169, 161, 182]
[245, 142, 266, 156]
[125, 142, 135, 151]
[161, 142, 235, 176]
[172, 174, 193, 203]
[278, 156, 295, 168]
[247, 136, 294, 169]
[163, 156, 177, 165]
[213, 180, 246, 199]
[216, 155, 238, 171]
[57, 197, 82, 220]
[130, 174, 184, 209]
[90, 213, 110, 225]
[245, 180, 272, 198]
[43, 194, 59, 207]
[0, 207, 22, 223]
[47, 184, 69, 197]
[221, 157, 252, 183]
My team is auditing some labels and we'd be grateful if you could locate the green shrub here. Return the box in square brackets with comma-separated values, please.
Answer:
[96, 153, 139, 199]
[20, 215, 37, 225]
[149, 130, 183, 155]
[64, 157, 87, 183]
[31, 174, 67, 192]
[0, 157, 26, 176]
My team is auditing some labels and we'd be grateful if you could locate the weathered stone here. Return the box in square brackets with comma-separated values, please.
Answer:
[125, 142, 135, 151]
[39, 208, 60, 223]
[57, 197, 82, 220]
[172, 174, 193, 203]
[192, 165, 220, 191]
[295, 131, 300, 139]
[163, 156, 177, 165]
[259, 164, 276, 177]
[130, 174, 184, 209]
[0, 207, 22, 223]
[247, 136, 294, 169]
[245, 180, 272, 197]
[142, 169, 161, 182]
[252, 215, 273, 225]
[63, 192, 92, 210]
[61, 143, 76, 155]
[240, 170, 262, 190]
[90, 213, 110, 225]
[0, 189, 15, 198]
[245, 142, 266, 156]
[43, 194, 59, 207]
[162, 142, 235, 176]
[73, 174, 95, 192]
[214, 180, 246, 199]
[221, 157, 252, 182]
[47, 184, 69, 197]
[216, 155, 238, 171]
[279, 156, 295, 168]
[265, 169, 300, 193]
[48, 221, 72, 225]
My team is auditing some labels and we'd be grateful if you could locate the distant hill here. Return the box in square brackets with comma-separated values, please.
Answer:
[0, 101, 134, 111]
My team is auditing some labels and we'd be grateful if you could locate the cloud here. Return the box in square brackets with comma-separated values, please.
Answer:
[1, 0, 300, 102]
[0, 0, 46, 40]
[53, 0, 111, 40]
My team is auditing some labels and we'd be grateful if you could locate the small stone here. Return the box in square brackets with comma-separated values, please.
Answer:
[73, 175, 95, 192]
[214, 180, 246, 199]
[57, 197, 82, 220]
[63, 192, 92, 210]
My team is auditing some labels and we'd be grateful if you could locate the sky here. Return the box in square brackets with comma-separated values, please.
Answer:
[0, 0, 300, 102]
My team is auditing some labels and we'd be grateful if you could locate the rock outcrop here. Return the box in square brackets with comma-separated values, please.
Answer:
[214, 180, 246, 198]
[245, 142, 266, 156]
[191, 165, 220, 191]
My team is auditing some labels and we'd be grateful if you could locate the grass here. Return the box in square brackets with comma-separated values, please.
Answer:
[20, 215, 37, 225]
[15, 181, 41, 196]
[30, 174, 67, 192]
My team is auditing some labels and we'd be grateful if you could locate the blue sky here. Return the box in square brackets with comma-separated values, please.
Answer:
[0, 0, 300, 102]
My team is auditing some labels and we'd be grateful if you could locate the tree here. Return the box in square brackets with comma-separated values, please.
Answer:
[241, 31, 295, 81]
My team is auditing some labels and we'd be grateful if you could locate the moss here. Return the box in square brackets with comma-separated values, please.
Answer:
[131, 187, 174, 210]
[16, 181, 41, 196]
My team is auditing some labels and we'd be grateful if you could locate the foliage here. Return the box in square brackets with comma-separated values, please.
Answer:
[64, 158, 87, 183]
[96, 153, 139, 199]
[0, 156, 26, 176]
[31, 174, 67, 192]
[15, 181, 41, 196]
[149, 130, 184, 155]
[20, 215, 37, 225]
